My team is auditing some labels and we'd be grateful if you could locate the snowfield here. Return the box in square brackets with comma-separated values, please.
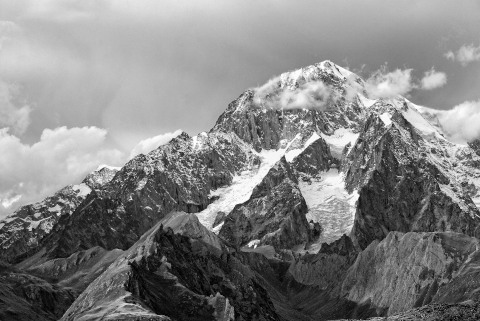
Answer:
[196, 149, 286, 232]
[299, 169, 358, 250]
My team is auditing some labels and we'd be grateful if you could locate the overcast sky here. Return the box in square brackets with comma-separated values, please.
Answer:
[1, 0, 480, 217]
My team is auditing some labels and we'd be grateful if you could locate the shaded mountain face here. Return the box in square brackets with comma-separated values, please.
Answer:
[0, 166, 119, 263]
[342, 231, 479, 315]
[219, 157, 313, 250]
[345, 111, 480, 249]
[61, 213, 279, 321]
[2, 60, 480, 320]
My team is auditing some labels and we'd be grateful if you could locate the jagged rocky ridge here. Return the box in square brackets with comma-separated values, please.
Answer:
[219, 157, 316, 250]
[0, 166, 119, 263]
[1, 60, 480, 320]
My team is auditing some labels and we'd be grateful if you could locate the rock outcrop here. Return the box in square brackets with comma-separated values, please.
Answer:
[342, 231, 479, 316]
[0, 166, 119, 263]
[219, 157, 313, 250]
[61, 218, 279, 321]
[292, 135, 337, 177]
[345, 111, 480, 249]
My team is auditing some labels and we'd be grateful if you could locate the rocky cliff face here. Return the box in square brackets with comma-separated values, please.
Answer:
[345, 108, 480, 249]
[342, 231, 479, 316]
[212, 61, 366, 152]
[219, 157, 314, 250]
[0, 166, 119, 263]
[292, 135, 337, 177]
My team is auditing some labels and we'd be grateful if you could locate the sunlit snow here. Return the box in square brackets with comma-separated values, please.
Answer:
[196, 149, 286, 231]
[299, 169, 358, 250]
[357, 94, 377, 108]
[379, 112, 392, 127]
[321, 128, 359, 158]
[285, 133, 320, 162]
[402, 104, 445, 140]
[72, 183, 92, 197]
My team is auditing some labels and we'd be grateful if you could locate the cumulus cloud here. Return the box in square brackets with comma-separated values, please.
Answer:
[278, 81, 334, 110]
[0, 126, 124, 218]
[0, 80, 31, 134]
[129, 129, 182, 159]
[363, 65, 449, 98]
[438, 100, 480, 143]
[365, 67, 415, 99]
[420, 68, 447, 90]
[445, 43, 480, 66]
[253, 74, 339, 111]
[253, 64, 450, 110]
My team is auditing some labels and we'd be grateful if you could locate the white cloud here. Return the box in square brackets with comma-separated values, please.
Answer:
[278, 81, 334, 110]
[1, 194, 21, 209]
[129, 129, 182, 159]
[445, 43, 480, 66]
[0, 126, 124, 218]
[438, 100, 480, 143]
[253, 65, 449, 109]
[0, 80, 31, 135]
[253, 73, 338, 111]
[365, 67, 415, 99]
[420, 68, 447, 90]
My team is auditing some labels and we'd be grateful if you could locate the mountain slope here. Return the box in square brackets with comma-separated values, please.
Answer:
[0, 166, 119, 263]
[61, 212, 279, 321]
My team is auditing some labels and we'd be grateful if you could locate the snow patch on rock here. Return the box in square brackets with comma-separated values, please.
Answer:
[299, 169, 359, 251]
[379, 112, 392, 127]
[321, 128, 359, 158]
[72, 183, 92, 197]
[285, 133, 320, 162]
[196, 149, 285, 230]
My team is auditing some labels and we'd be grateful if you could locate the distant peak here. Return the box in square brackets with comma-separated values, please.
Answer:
[95, 164, 121, 172]
[318, 60, 355, 79]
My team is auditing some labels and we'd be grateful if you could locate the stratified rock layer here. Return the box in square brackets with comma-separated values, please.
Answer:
[342, 231, 479, 316]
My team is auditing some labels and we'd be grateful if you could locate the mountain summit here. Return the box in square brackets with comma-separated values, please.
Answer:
[2, 61, 480, 320]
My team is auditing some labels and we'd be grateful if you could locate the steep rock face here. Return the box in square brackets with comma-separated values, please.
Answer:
[219, 157, 313, 250]
[342, 231, 478, 316]
[160, 211, 224, 251]
[288, 235, 357, 287]
[432, 243, 480, 304]
[61, 219, 279, 321]
[345, 111, 480, 249]
[212, 61, 367, 152]
[280, 235, 372, 320]
[105, 132, 256, 210]
[292, 135, 337, 177]
[468, 139, 480, 157]
[0, 167, 119, 263]
[81, 166, 119, 190]
[21, 132, 258, 261]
